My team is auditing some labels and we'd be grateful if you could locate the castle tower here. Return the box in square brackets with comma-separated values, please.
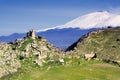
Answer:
[31, 29, 35, 39]
[26, 29, 35, 39]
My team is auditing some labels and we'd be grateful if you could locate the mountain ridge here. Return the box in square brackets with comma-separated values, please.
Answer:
[0, 28, 99, 50]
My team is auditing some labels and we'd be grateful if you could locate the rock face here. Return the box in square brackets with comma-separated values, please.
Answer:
[66, 27, 120, 62]
[0, 30, 63, 78]
[0, 43, 21, 77]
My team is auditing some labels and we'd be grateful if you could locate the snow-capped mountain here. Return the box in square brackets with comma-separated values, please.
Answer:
[0, 11, 120, 50]
[37, 11, 120, 32]
[56, 11, 120, 29]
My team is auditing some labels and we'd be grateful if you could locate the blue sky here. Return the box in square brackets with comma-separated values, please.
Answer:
[0, 0, 120, 35]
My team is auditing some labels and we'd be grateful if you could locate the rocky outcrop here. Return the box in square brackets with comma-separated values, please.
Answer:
[0, 30, 64, 78]
[0, 43, 21, 77]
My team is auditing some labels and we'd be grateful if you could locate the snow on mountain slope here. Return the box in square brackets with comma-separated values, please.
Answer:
[106, 15, 120, 26]
[37, 11, 120, 32]
[55, 11, 120, 29]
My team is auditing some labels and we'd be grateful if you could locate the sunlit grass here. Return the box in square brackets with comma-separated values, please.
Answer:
[1, 59, 120, 80]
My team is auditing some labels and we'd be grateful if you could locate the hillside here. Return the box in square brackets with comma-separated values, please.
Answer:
[66, 27, 120, 63]
[0, 29, 120, 80]
[0, 30, 64, 78]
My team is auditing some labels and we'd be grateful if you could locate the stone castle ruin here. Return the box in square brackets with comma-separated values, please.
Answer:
[27, 29, 35, 39]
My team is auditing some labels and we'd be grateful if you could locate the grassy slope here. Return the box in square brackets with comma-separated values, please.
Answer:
[1, 59, 120, 80]
[67, 28, 120, 61]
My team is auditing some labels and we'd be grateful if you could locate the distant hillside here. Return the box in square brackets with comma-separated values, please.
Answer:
[37, 28, 98, 50]
[66, 27, 120, 62]
[0, 33, 26, 42]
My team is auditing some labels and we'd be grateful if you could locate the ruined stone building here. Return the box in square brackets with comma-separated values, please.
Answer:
[27, 29, 35, 39]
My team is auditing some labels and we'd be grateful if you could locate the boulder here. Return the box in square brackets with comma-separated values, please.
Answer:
[85, 52, 96, 60]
